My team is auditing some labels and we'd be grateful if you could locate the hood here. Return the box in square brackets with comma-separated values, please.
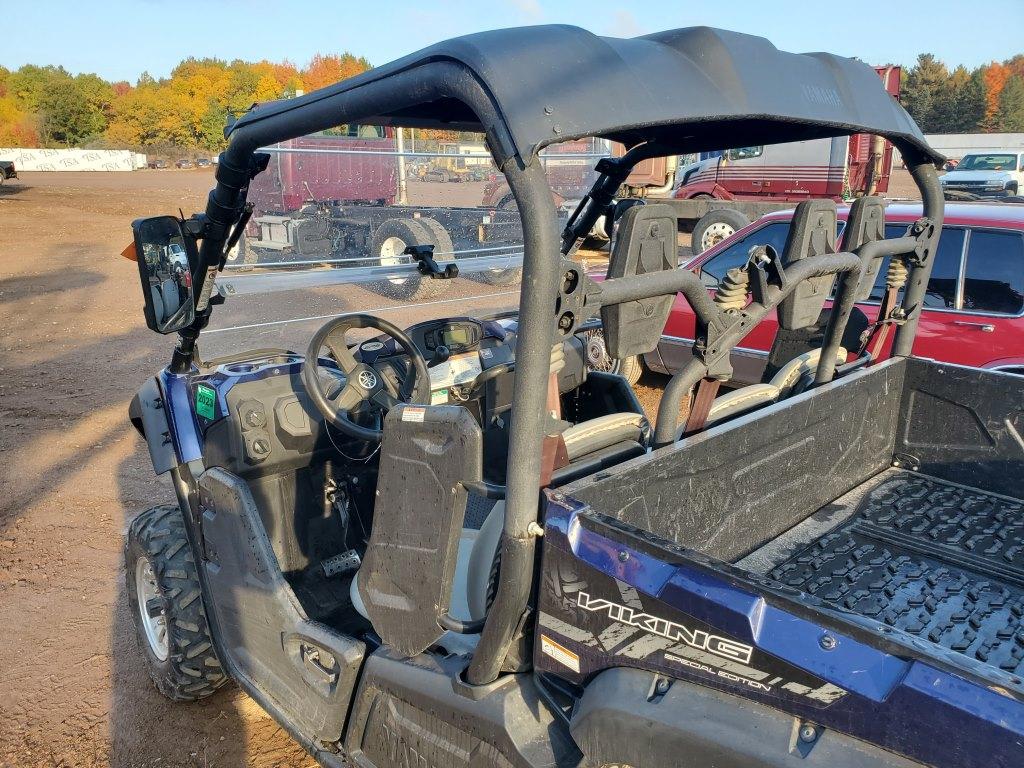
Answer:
[942, 169, 1013, 183]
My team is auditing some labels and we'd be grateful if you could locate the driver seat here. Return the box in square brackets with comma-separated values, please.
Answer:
[350, 408, 648, 629]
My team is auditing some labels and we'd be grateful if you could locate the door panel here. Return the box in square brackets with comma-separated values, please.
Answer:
[949, 229, 1024, 364]
[197, 468, 366, 744]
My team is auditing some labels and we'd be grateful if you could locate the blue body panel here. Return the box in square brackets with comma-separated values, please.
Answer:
[539, 496, 1024, 768]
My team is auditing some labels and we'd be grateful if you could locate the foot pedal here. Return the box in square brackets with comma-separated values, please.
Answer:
[322, 549, 361, 578]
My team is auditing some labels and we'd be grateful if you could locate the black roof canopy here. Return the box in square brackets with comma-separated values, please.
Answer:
[229, 25, 940, 165]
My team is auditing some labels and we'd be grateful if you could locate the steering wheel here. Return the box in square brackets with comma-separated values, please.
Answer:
[303, 313, 431, 442]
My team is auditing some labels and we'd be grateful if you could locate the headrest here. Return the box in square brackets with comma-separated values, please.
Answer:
[601, 203, 678, 359]
[777, 199, 837, 330]
[843, 196, 887, 301]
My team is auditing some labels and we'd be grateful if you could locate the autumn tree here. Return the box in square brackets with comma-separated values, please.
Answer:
[982, 61, 1010, 130]
[301, 53, 371, 92]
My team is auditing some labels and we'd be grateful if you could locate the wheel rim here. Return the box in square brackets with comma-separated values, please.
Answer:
[379, 235, 410, 285]
[584, 330, 617, 373]
[135, 556, 169, 661]
[701, 221, 735, 251]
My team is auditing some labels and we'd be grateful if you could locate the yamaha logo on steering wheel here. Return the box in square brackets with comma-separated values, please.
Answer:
[358, 369, 378, 389]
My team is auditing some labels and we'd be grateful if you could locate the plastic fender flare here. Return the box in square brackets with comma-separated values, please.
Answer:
[129, 376, 178, 475]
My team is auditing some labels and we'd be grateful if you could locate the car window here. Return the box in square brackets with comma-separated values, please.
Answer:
[698, 222, 792, 287]
[962, 229, 1024, 315]
[862, 225, 964, 308]
[727, 146, 763, 161]
[957, 154, 1018, 171]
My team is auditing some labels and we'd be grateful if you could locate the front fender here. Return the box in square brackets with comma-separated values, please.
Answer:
[129, 377, 179, 475]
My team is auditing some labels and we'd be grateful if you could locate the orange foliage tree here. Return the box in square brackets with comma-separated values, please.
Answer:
[982, 61, 1010, 130]
[1, 51, 372, 151]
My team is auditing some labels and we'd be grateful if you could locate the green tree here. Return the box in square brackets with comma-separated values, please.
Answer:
[903, 53, 950, 132]
[38, 78, 109, 146]
[954, 68, 988, 132]
[996, 75, 1024, 131]
[8, 64, 71, 112]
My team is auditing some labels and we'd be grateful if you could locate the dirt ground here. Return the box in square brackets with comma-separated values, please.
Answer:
[0, 166, 918, 766]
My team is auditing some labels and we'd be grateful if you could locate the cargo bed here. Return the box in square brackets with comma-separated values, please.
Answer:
[566, 356, 1024, 689]
[739, 469, 1024, 676]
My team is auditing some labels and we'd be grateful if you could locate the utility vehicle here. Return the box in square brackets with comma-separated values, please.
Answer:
[124, 25, 1023, 767]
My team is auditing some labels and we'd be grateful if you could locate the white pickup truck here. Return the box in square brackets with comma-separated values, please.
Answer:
[940, 149, 1024, 198]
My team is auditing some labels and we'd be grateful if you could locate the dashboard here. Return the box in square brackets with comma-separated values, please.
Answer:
[190, 314, 585, 474]
[356, 317, 515, 405]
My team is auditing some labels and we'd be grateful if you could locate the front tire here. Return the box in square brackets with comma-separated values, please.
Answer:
[125, 504, 227, 701]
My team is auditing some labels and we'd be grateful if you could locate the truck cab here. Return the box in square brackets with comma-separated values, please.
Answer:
[940, 150, 1024, 198]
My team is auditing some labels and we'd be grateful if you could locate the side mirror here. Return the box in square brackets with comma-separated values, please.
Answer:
[132, 216, 196, 334]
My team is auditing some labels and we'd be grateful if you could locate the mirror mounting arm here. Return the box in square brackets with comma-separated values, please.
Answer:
[168, 152, 269, 374]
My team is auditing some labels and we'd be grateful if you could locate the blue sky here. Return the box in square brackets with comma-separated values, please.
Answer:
[3, 0, 1022, 82]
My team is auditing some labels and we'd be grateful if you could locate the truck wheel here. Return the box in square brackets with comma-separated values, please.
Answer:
[371, 218, 450, 300]
[691, 208, 750, 255]
[125, 504, 227, 701]
[584, 328, 644, 386]
[224, 232, 259, 271]
[480, 195, 525, 286]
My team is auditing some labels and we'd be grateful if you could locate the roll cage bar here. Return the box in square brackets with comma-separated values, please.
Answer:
[173, 29, 945, 688]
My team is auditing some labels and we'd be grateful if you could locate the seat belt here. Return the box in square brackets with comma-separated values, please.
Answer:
[864, 284, 900, 360]
[541, 343, 569, 486]
[680, 377, 721, 438]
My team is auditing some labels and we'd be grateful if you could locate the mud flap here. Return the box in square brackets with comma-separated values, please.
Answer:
[198, 467, 365, 746]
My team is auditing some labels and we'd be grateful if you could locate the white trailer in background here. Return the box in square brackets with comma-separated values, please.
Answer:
[0, 148, 143, 171]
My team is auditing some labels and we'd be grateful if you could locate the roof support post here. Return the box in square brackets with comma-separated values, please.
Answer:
[892, 152, 945, 358]
[466, 155, 560, 686]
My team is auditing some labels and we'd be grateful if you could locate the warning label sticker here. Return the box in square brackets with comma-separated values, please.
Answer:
[402, 406, 426, 423]
[540, 634, 580, 674]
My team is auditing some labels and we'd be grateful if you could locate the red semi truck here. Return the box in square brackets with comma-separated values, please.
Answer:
[233, 125, 528, 295]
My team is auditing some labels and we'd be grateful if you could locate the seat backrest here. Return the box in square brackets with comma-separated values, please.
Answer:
[601, 203, 678, 359]
[777, 199, 838, 330]
[357, 404, 482, 657]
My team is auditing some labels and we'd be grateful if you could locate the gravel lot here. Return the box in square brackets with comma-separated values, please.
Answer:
[0, 166, 918, 766]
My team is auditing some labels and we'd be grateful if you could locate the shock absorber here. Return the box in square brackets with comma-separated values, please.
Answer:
[886, 255, 909, 291]
[715, 266, 750, 312]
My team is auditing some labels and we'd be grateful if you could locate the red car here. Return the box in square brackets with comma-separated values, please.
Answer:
[596, 203, 1024, 384]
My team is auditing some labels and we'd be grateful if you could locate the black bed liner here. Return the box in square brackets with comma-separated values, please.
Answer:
[754, 470, 1024, 676]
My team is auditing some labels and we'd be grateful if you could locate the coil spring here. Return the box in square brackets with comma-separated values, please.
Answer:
[886, 256, 909, 290]
[715, 267, 750, 311]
